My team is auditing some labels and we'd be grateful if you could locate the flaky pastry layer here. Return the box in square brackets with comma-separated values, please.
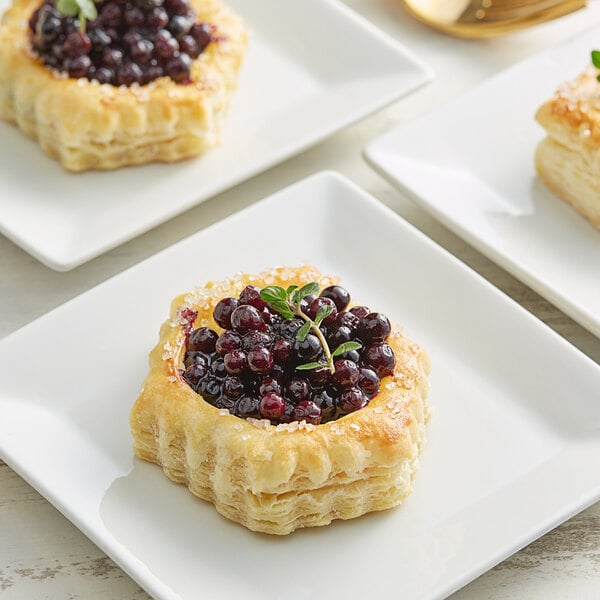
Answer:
[130, 266, 431, 535]
[0, 0, 247, 171]
[535, 66, 600, 230]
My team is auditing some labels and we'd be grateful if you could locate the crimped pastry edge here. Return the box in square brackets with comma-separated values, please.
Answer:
[0, 0, 247, 171]
[130, 266, 431, 535]
[535, 136, 600, 230]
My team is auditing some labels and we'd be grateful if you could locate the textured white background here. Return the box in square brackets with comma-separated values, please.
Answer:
[2, 0, 600, 597]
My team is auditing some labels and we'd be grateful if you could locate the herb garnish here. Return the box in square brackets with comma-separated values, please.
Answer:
[56, 0, 97, 32]
[592, 50, 600, 81]
[260, 283, 361, 374]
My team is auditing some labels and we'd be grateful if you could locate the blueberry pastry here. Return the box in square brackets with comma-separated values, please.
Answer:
[130, 266, 430, 535]
[0, 0, 246, 171]
[535, 64, 600, 230]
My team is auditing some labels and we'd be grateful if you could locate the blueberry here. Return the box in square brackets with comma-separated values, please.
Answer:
[91, 66, 113, 84]
[279, 318, 303, 340]
[179, 34, 199, 58]
[224, 350, 247, 375]
[328, 325, 351, 348]
[230, 305, 267, 334]
[213, 297, 239, 329]
[165, 53, 192, 82]
[198, 376, 222, 403]
[259, 376, 281, 396]
[165, 0, 190, 16]
[67, 55, 92, 77]
[124, 7, 145, 27]
[307, 297, 337, 326]
[210, 357, 227, 379]
[239, 285, 268, 310]
[349, 306, 370, 319]
[358, 313, 391, 343]
[154, 29, 178, 59]
[320, 285, 350, 312]
[234, 395, 260, 419]
[312, 390, 335, 422]
[182, 362, 207, 388]
[242, 330, 272, 352]
[63, 31, 92, 57]
[362, 343, 395, 378]
[216, 330, 242, 355]
[40, 16, 62, 42]
[102, 47, 123, 69]
[307, 367, 329, 388]
[335, 311, 359, 331]
[215, 396, 236, 410]
[99, 3, 122, 27]
[338, 387, 367, 414]
[260, 392, 285, 419]
[130, 39, 154, 64]
[88, 28, 112, 50]
[272, 338, 292, 363]
[187, 327, 218, 353]
[189, 22, 212, 50]
[292, 400, 322, 425]
[184, 351, 211, 369]
[168, 15, 192, 39]
[247, 348, 273, 374]
[332, 359, 359, 388]
[223, 376, 245, 400]
[358, 367, 380, 396]
[116, 62, 143, 85]
[293, 333, 321, 362]
[146, 6, 169, 29]
[286, 377, 310, 403]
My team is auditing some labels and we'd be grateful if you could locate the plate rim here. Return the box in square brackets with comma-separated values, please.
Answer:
[363, 28, 600, 340]
[0, 0, 433, 272]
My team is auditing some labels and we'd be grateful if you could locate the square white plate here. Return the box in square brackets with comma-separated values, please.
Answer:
[365, 27, 600, 339]
[0, 0, 431, 272]
[1, 172, 599, 600]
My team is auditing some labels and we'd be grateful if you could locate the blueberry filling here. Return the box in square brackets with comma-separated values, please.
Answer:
[181, 283, 397, 425]
[28, 0, 215, 85]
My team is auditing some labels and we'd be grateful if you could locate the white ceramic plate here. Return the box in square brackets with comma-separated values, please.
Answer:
[0, 0, 431, 272]
[365, 27, 600, 339]
[1, 172, 599, 600]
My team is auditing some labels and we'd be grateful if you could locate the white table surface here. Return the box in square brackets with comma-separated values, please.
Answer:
[2, 1, 600, 598]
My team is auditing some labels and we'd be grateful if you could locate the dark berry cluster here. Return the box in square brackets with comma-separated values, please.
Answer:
[181, 283, 397, 426]
[29, 0, 214, 85]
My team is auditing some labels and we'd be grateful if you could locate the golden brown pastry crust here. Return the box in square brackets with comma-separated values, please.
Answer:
[130, 266, 430, 535]
[535, 66, 600, 230]
[0, 0, 247, 171]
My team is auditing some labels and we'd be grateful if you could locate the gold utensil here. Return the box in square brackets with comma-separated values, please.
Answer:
[401, 0, 587, 38]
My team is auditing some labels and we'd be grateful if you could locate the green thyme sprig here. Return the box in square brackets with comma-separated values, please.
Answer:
[592, 50, 600, 81]
[260, 283, 361, 374]
[56, 0, 97, 32]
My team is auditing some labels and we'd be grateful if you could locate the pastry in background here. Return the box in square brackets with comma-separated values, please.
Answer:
[535, 55, 600, 231]
[0, 0, 247, 171]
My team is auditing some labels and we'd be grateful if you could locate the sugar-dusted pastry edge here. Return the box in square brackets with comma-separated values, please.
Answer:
[0, 0, 247, 171]
[130, 266, 431, 535]
[535, 66, 600, 149]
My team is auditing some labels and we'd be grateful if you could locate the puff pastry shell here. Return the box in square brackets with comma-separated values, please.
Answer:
[0, 0, 247, 171]
[130, 266, 431, 535]
[535, 66, 600, 230]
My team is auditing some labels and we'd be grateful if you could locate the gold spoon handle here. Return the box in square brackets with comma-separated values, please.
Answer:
[402, 0, 586, 38]
[459, 0, 581, 22]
